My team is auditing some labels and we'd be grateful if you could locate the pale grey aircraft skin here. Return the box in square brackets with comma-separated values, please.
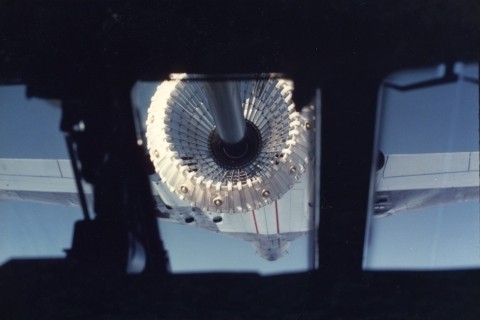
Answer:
[0, 158, 313, 261]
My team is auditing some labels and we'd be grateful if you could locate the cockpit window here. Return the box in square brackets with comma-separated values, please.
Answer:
[0, 86, 83, 262]
[134, 75, 317, 275]
[0, 75, 318, 275]
[363, 62, 480, 270]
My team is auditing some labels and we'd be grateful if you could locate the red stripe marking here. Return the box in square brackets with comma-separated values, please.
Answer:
[274, 200, 280, 234]
[252, 210, 259, 234]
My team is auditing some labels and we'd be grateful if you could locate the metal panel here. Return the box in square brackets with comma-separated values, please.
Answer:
[0, 159, 62, 178]
[469, 152, 479, 171]
[378, 171, 479, 191]
[384, 153, 471, 178]
[0, 175, 77, 193]
[57, 160, 74, 178]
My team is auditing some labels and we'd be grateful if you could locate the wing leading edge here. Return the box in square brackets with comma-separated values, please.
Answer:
[374, 152, 480, 217]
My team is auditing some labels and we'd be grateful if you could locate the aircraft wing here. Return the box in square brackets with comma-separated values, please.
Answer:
[0, 157, 313, 260]
[0, 158, 189, 223]
[0, 158, 88, 206]
[373, 151, 480, 217]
